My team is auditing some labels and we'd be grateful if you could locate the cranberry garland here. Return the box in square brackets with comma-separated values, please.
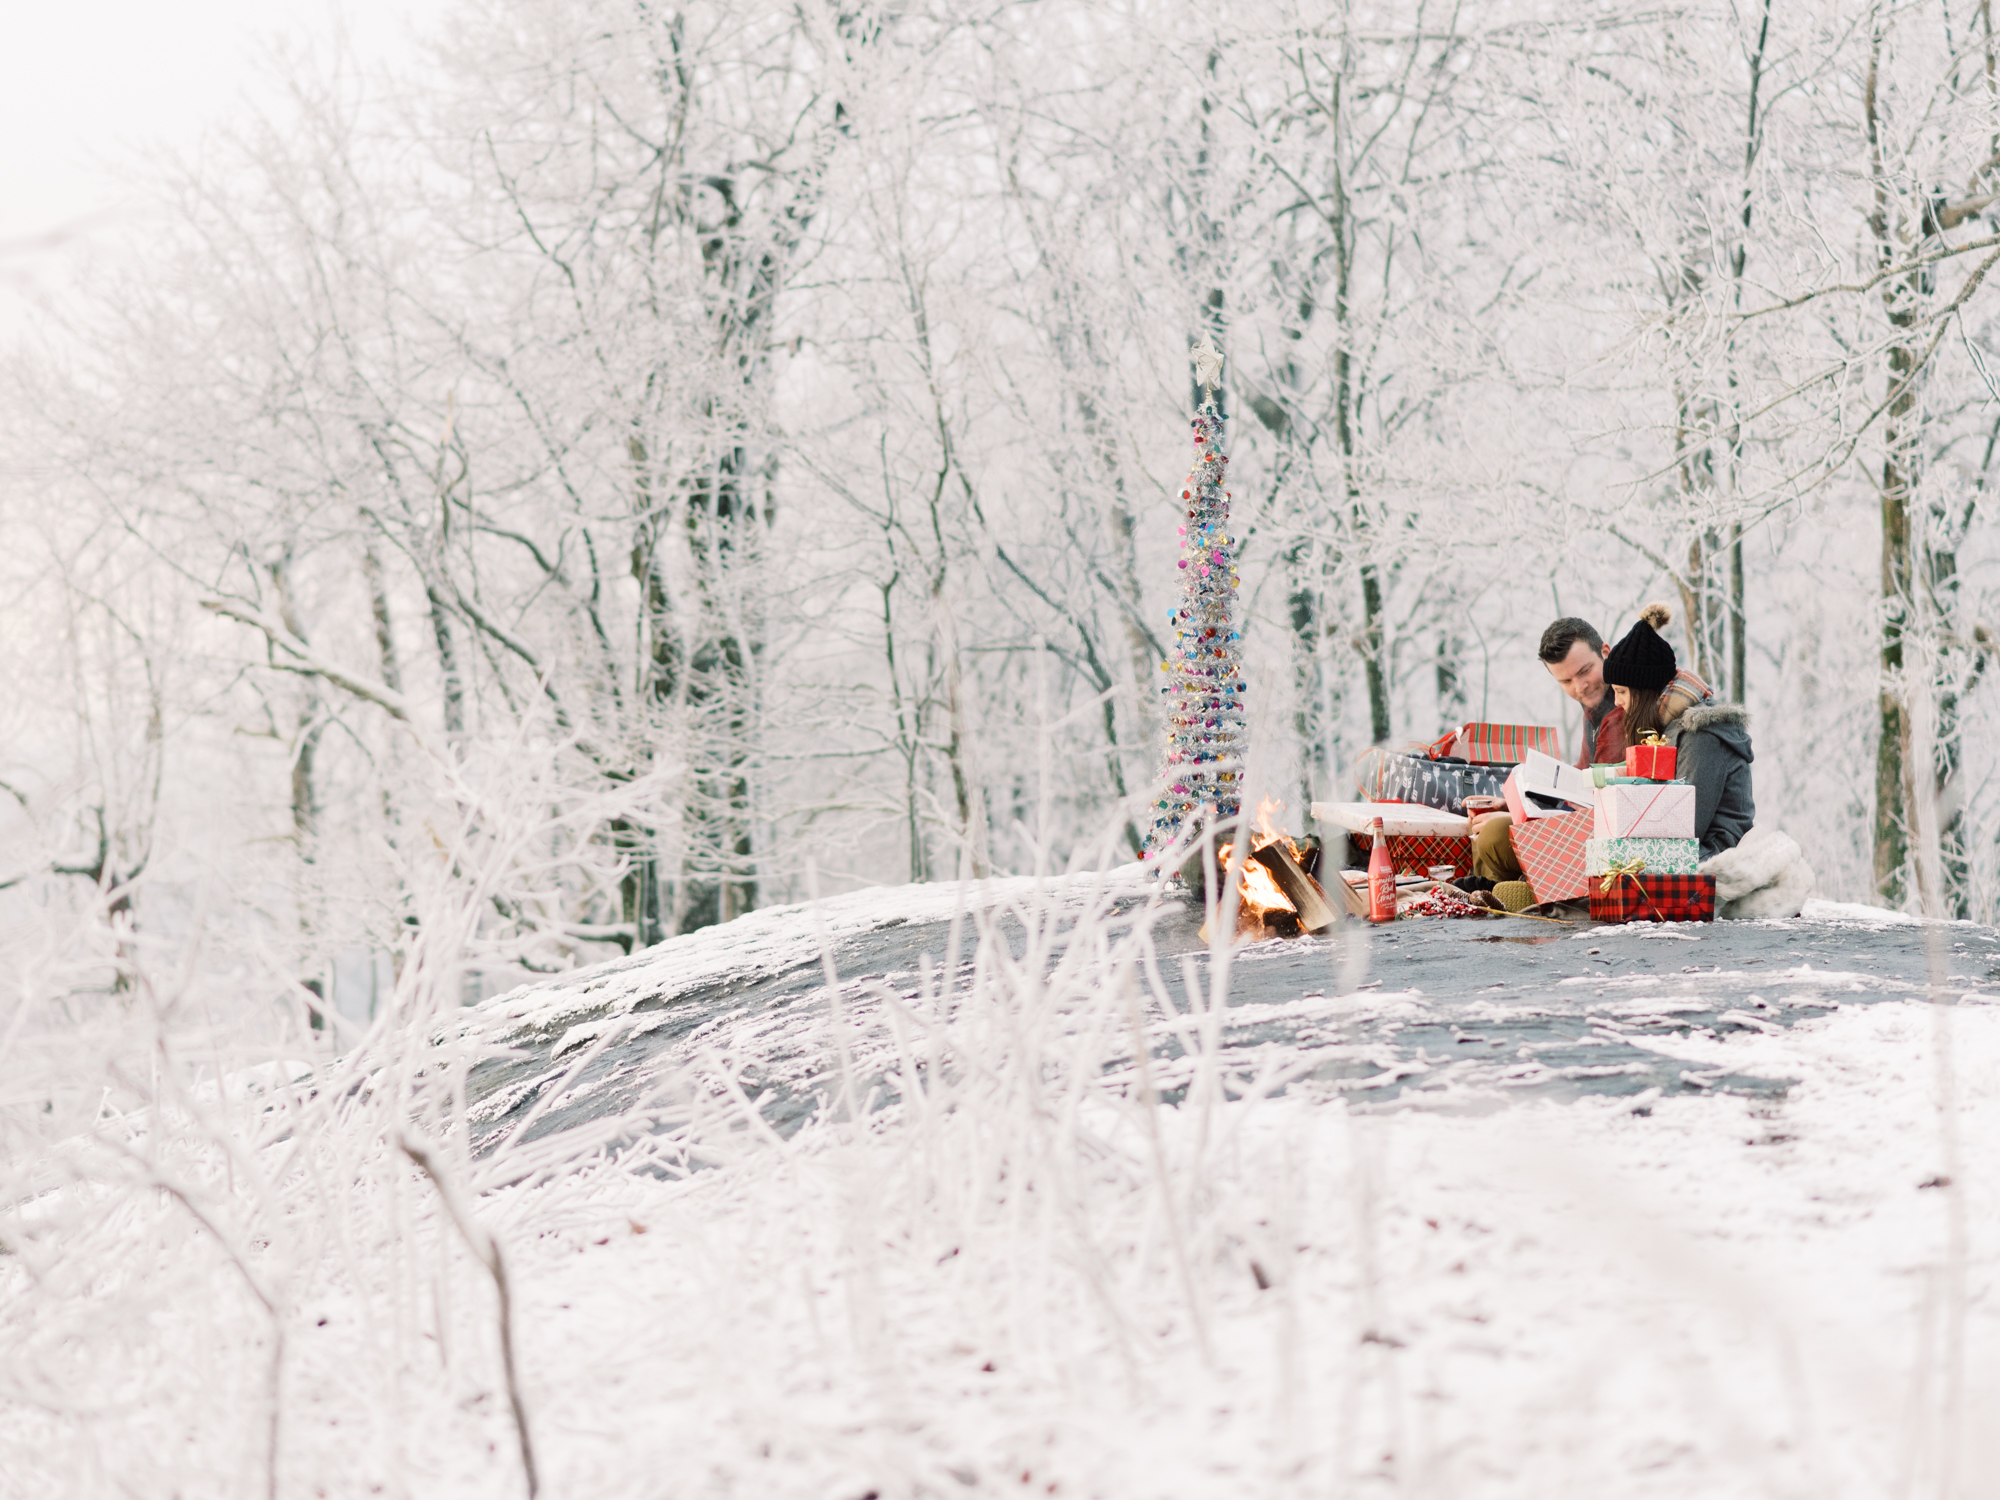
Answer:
[1144, 388, 1247, 858]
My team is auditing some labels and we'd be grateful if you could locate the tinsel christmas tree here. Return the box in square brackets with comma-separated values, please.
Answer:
[1145, 335, 1248, 858]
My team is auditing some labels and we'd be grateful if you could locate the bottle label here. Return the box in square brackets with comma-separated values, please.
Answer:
[1369, 871, 1396, 921]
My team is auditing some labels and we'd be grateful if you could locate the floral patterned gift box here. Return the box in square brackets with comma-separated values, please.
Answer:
[1583, 836, 1700, 875]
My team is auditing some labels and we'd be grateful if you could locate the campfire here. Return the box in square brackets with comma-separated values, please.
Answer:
[1199, 799, 1341, 941]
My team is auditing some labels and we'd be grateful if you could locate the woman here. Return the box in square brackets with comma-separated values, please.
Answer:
[1602, 602, 1754, 857]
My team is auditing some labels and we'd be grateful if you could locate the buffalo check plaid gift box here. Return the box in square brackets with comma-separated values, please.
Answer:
[1588, 872, 1716, 923]
[1509, 808, 1595, 902]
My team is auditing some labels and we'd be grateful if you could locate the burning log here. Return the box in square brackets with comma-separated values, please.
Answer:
[1181, 801, 1346, 941]
[1293, 834, 1323, 880]
[1251, 840, 1338, 934]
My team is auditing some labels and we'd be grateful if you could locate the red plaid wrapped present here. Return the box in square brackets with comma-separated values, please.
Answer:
[1345, 832, 1473, 878]
[1588, 872, 1715, 923]
[1624, 739, 1677, 780]
[1509, 808, 1594, 902]
[1445, 722, 1561, 765]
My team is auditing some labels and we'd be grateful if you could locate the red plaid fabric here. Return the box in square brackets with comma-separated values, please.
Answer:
[1448, 722, 1561, 765]
[1346, 832, 1472, 878]
[1588, 873, 1716, 924]
[1510, 809, 1594, 902]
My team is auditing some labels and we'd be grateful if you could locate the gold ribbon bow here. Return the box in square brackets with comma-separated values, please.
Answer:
[1599, 855, 1667, 920]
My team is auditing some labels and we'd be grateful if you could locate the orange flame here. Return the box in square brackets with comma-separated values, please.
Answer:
[1253, 796, 1284, 843]
[1217, 799, 1303, 923]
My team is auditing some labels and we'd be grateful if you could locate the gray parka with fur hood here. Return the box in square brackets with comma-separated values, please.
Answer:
[1662, 701, 1754, 857]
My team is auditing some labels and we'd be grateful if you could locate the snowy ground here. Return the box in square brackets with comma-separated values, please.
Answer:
[2, 874, 1994, 1497]
[461, 879, 1999, 1139]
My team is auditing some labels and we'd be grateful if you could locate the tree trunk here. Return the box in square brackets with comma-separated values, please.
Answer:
[1867, 29, 1920, 905]
[271, 555, 326, 1026]
[271, 557, 324, 856]
[1321, 69, 1390, 746]
[1874, 460, 1912, 904]
[1728, 525, 1746, 702]
[680, 444, 762, 931]
[1285, 538, 1325, 813]
[427, 587, 465, 740]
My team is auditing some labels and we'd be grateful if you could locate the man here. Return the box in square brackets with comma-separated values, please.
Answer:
[1539, 617, 1624, 769]
[1469, 615, 1712, 887]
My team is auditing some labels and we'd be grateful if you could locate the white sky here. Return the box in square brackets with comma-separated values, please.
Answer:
[0, 0, 444, 319]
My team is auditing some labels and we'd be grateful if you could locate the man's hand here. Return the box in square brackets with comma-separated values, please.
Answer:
[1463, 796, 1506, 837]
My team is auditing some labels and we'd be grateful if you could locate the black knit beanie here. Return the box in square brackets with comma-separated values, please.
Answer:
[1602, 602, 1677, 691]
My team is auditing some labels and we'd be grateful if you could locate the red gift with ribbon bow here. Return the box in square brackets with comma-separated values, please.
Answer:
[1624, 732, 1677, 781]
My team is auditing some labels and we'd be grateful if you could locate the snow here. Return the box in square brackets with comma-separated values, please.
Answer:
[3, 879, 1995, 1496]
[1801, 897, 1923, 925]
[459, 1003, 1997, 1497]
[474, 864, 1160, 1039]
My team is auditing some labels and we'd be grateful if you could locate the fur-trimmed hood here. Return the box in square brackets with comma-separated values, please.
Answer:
[1673, 701, 1747, 733]
[1665, 699, 1752, 762]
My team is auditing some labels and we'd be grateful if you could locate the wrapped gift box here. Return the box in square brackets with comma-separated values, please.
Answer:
[1625, 741, 1677, 780]
[1587, 872, 1716, 924]
[1584, 836, 1700, 875]
[1593, 781, 1696, 839]
[1343, 831, 1472, 878]
[1510, 808, 1595, 903]
[1502, 764, 1592, 826]
[1353, 745, 1456, 799]
[1314, 801, 1468, 838]
[1444, 722, 1562, 765]
[1369, 751, 1512, 814]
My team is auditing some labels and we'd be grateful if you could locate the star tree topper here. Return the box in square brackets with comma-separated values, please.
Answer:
[1191, 334, 1224, 395]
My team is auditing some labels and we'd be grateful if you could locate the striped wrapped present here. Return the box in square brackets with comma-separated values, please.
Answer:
[1446, 722, 1562, 765]
[1588, 872, 1716, 924]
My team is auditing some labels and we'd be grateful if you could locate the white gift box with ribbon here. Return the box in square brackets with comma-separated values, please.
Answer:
[1592, 782, 1696, 840]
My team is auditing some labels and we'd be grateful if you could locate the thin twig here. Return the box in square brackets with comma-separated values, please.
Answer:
[401, 1135, 539, 1499]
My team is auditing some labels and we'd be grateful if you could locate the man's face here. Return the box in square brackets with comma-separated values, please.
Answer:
[1545, 640, 1609, 708]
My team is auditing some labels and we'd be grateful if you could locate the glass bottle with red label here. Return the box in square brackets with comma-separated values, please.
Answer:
[1368, 818, 1396, 923]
